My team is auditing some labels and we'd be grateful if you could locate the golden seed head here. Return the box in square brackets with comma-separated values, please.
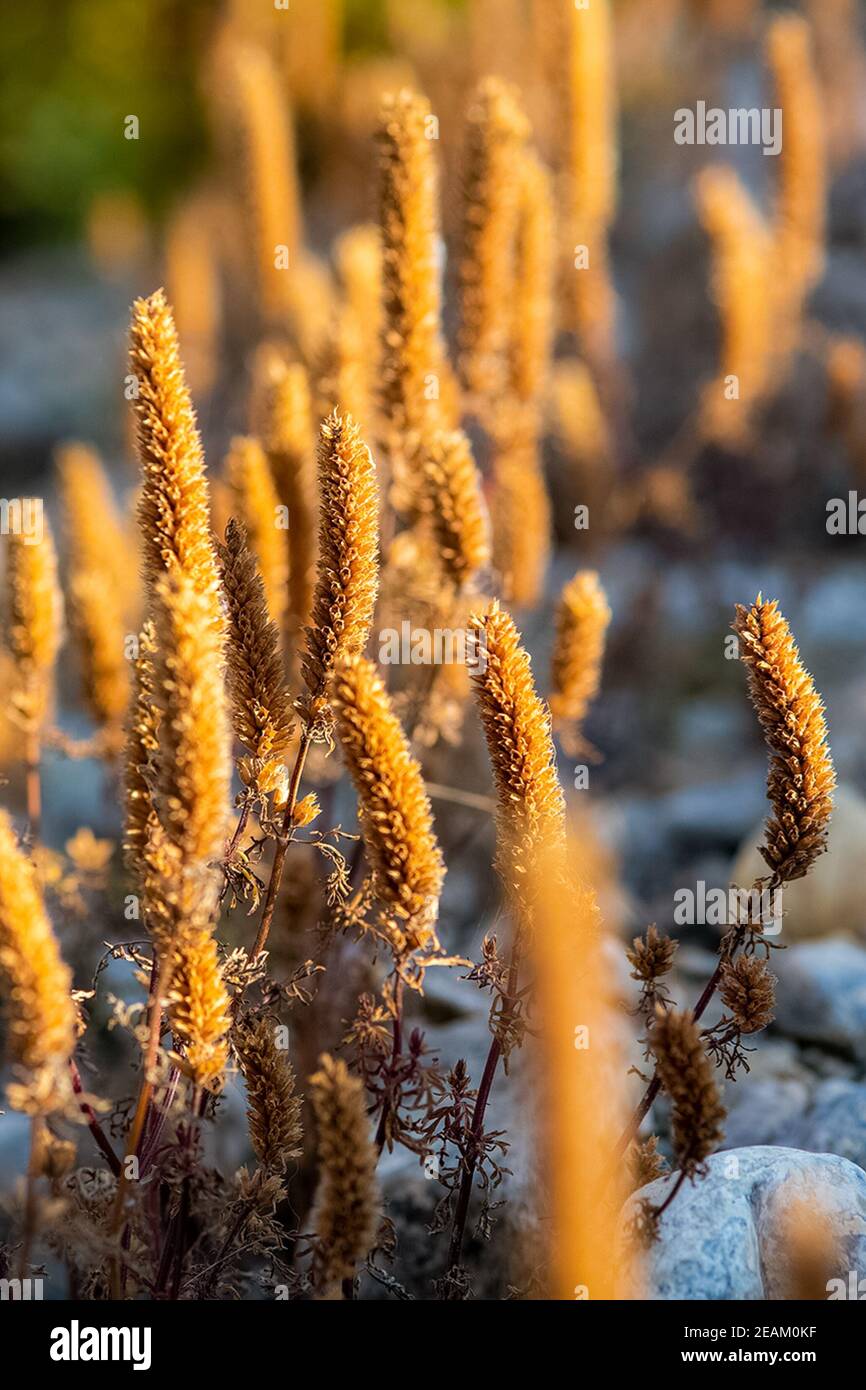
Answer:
[650, 1007, 726, 1179]
[695, 168, 774, 443]
[424, 428, 491, 591]
[458, 76, 530, 404]
[510, 150, 555, 409]
[0, 811, 76, 1113]
[308, 1052, 381, 1297]
[734, 597, 835, 884]
[301, 411, 380, 739]
[217, 518, 295, 764]
[491, 434, 551, 609]
[250, 346, 317, 643]
[470, 601, 566, 903]
[549, 569, 611, 738]
[168, 926, 232, 1092]
[766, 13, 826, 306]
[377, 89, 449, 451]
[235, 1015, 303, 1174]
[331, 655, 445, 951]
[225, 434, 288, 631]
[4, 519, 64, 731]
[151, 565, 232, 870]
[220, 41, 302, 324]
[56, 441, 140, 620]
[129, 288, 223, 627]
[57, 442, 133, 727]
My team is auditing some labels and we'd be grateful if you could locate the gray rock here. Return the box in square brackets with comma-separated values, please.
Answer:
[773, 938, 866, 1062]
[629, 1147, 866, 1300]
[722, 1079, 812, 1150]
[783, 1080, 866, 1171]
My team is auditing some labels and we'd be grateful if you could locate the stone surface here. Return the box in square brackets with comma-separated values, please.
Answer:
[772, 937, 866, 1062]
[629, 1146, 866, 1300]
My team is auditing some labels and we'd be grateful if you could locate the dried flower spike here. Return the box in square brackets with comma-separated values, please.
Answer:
[0, 811, 76, 1114]
[250, 347, 318, 645]
[217, 519, 295, 766]
[308, 1052, 381, 1298]
[225, 435, 287, 632]
[235, 1015, 303, 1175]
[549, 569, 611, 746]
[650, 1007, 726, 1181]
[767, 14, 826, 330]
[510, 149, 555, 412]
[424, 429, 490, 592]
[151, 565, 231, 877]
[734, 597, 835, 884]
[301, 411, 379, 740]
[491, 439, 551, 609]
[458, 77, 530, 405]
[377, 90, 451, 460]
[719, 955, 776, 1035]
[168, 927, 232, 1092]
[470, 601, 566, 904]
[4, 521, 64, 733]
[331, 655, 445, 952]
[129, 288, 223, 627]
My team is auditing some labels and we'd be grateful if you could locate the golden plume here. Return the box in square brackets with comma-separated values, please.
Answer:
[490, 438, 551, 609]
[225, 434, 287, 631]
[531, 841, 632, 1299]
[55, 442, 138, 618]
[510, 150, 555, 412]
[164, 193, 222, 398]
[734, 597, 835, 885]
[235, 1014, 303, 1174]
[695, 167, 774, 445]
[150, 565, 231, 900]
[217, 519, 295, 767]
[300, 411, 379, 740]
[377, 90, 452, 471]
[0, 811, 76, 1114]
[424, 428, 491, 592]
[549, 569, 611, 748]
[129, 288, 223, 626]
[218, 41, 301, 326]
[122, 620, 162, 880]
[4, 519, 64, 734]
[168, 926, 232, 1092]
[333, 223, 383, 434]
[470, 601, 566, 902]
[56, 446, 133, 732]
[250, 346, 317, 644]
[308, 1052, 381, 1298]
[458, 77, 530, 407]
[331, 655, 445, 952]
[335, 224, 382, 358]
[767, 13, 826, 336]
[561, 0, 618, 360]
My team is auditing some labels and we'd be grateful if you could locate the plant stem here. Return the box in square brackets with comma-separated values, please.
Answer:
[251, 730, 312, 960]
[219, 794, 253, 905]
[69, 1058, 121, 1177]
[109, 952, 171, 1297]
[374, 976, 405, 1155]
[447, 949, 519, 1272]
